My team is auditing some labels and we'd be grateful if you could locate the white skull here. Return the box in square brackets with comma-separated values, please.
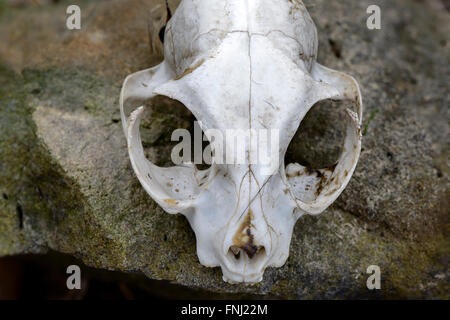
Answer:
[120, 0, 362, 283]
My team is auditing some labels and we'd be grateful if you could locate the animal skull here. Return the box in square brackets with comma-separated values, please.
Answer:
[120, 0, 362, 283]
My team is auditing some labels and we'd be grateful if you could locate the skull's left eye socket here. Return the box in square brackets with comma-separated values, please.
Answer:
[285, 99, 348, 170]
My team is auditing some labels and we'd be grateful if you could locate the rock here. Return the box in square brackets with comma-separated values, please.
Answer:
[0, 0, 448, 298]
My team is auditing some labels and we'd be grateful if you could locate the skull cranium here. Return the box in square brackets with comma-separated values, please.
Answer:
[120, 0, 362, 283]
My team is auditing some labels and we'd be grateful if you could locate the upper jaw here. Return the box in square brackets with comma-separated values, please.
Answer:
[219, 252, 270, 284]
[221, 268, 265, 284]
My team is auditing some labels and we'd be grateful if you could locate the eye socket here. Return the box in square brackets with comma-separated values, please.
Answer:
[139, 96, 194, 167]
[139, 96, 211, 170]
[285, 99, 347, 169]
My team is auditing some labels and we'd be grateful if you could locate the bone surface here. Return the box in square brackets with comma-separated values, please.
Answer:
[121, 0, 363, 283]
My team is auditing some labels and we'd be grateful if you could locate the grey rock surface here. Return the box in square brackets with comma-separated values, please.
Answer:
[0, 0, 448, 298]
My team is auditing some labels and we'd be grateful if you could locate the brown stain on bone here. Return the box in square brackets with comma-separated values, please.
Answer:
[286, 170, 302, 178]
[315, 163, 338, 197]
[175, 58, 205, 80]
[232, 209, 258, 258]
[164, 199, 178, 205]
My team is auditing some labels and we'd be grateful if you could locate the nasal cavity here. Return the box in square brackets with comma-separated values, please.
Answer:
[228, 244, 266, 260]
[229, 229, 266, 260]
[228, 210, 267, 261]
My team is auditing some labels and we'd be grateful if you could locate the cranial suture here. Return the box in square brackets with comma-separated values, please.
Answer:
[120, 0, 363, 283]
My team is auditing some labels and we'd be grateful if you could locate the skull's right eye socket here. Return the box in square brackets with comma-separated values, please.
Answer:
[138, 95, 194, 167]
[285, 99, 348, 169]
[137, 96, 212, 170]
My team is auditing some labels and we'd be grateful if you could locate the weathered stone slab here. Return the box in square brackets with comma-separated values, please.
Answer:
[0, 0, 448, 298]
